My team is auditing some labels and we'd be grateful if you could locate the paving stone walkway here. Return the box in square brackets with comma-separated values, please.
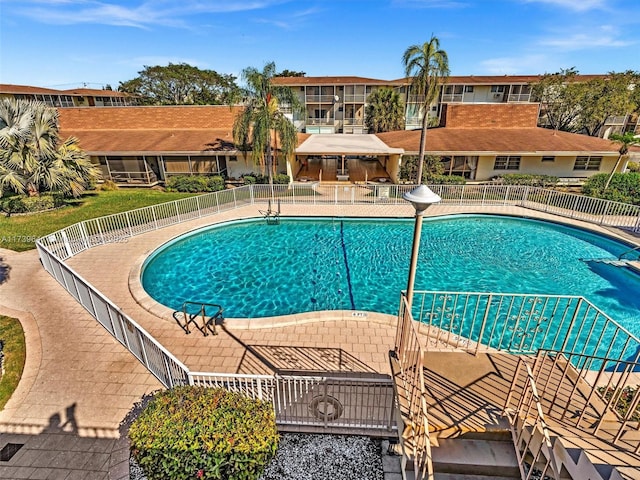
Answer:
[0, 202, 636, 479]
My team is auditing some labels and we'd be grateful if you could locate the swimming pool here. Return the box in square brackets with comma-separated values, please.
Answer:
[141, 214, 640, 337]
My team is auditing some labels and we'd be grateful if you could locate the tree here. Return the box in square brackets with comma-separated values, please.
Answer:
[399, 155, 444, 183]
[365, 87, 405, 133]
[118, 63, 240, 105]
[604, 132, 640, 190]
[577, 71, 640, 136]
[531, 68, 585, 133]
[0, 98, 98, 197]
[275, 69, 306, 77]
[402, 35, 450, 184]
[233, 62, 301, 185]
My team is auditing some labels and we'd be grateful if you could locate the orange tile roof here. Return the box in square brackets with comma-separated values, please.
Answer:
[59, 106, 310, 153]
[376, 127, 622, 155]
[59, 105, 243, 130]
[273, 76, 395, 86]
[0, 84, 68, 95]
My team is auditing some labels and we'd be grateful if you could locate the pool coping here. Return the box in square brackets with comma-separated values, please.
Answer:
[127, 208, 640, 330]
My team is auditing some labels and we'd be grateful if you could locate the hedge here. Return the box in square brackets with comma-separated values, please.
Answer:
[494, 174, 558, 187]
[166, 175, 225, 193]
[129, 386, 278, 480]
[582, 172, 640, 205]
[241, 173, 290, 185]
[0, 194, 65, 216]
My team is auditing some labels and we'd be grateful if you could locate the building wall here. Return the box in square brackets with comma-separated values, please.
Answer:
[475, 154, 620, 181]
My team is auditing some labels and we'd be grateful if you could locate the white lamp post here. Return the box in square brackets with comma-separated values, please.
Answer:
[403, 185, 441, 309]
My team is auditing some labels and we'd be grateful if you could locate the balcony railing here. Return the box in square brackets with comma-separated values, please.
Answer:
[305, 94, 336, 103]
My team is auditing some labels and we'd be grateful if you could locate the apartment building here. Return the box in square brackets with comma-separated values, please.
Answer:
[0, 84, 137, 107]
[274, 74, 639, 137]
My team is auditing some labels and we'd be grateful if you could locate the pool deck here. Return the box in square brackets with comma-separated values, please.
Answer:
[1, 203, 639, 479]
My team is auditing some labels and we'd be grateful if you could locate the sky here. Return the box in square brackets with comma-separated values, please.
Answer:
[0, 0, 638, 89]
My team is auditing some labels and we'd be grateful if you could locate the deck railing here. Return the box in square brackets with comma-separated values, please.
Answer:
[526, 349, 640, 454]
[190, 372, 397, 433]
[395, 294, 434, 480]
[410, 291, 640, 368]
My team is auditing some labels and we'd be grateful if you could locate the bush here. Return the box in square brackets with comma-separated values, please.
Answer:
[241, 173, 290, 185]
[428, 174, 466, 185]
[494, 174, 558, 187]
[99, 180, 119, 191]
[129, 386, 278, 480]
[583, 172, 640, 205]
[0, 194, 65, 216]
[166, 175, 225, 193]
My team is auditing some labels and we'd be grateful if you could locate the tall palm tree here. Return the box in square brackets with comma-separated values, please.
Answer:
[402, 36, 450, 184]
[0, 98, 98, 196]
[365, 87, 405, 133]
[604, 132, 640, 190]
[233, 62, 301, 185]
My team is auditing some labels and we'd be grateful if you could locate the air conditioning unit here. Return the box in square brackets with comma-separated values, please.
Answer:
[493, 93, 502, 99]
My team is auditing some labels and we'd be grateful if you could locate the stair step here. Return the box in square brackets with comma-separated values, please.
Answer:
[434, 474, 520, 480]
[432, 439, 519, 477]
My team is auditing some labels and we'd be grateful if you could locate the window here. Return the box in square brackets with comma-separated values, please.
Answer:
[541, 156, 555, 162]
[491, 85, 505, 93]
[494, 156, 521, 170]
[574, 156, 602, 170]
[228, 156, 237, 162]
[464, 86, 474, 93]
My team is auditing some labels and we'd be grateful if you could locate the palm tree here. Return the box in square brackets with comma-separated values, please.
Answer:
[233, 62, 301, 185]
[402, 36, 450, 184]
[604, 132, 640, 190]
[365, 87, 405, 133]
[0, 98, 98, 197]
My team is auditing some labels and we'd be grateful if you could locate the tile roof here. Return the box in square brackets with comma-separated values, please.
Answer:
[273, 76, 396, 86]
[0, 84, 132, 97]
[58, 105, 310, 153]
[376, 127, 622, 155]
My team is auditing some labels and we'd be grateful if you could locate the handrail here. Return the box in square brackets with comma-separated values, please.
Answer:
[618, 244, 640, 260]
[181, 301, 223, 336]
[504, 358, 559, 480]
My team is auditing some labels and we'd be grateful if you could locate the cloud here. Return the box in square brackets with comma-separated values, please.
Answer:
[522, 0, 606, 12]
[253, 6, 320, 30]
[539, 27, 634, 50]
[7, 0, 293, 29]
[478, 54, 550, 75]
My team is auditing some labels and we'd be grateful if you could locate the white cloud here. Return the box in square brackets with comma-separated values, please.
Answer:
[478, 54, 550, 75]
[522, 0, 607, 12]
[8, 0, 293, 29]
[539, 26, 634, 50]
[253, 6, 320, 30]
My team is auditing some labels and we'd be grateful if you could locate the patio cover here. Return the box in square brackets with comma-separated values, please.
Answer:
[295, 134, 404, 156]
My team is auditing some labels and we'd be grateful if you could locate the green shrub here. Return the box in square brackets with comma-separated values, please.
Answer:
[428, 174, 466, 185]
[99, 180, 119, 191]
[0, 194, 64, 216]
[272, 174, 290, 184]
[627, 161, 640, 173]
[129, 386, 278, 480]
[583, 172, 640, 205]
[495, 174, 558, 187]
[241, 173, 289, 185]
[166, 175, 225, 193]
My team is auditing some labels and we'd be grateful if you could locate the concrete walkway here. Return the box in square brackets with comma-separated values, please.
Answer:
[1, 202, 638, 479]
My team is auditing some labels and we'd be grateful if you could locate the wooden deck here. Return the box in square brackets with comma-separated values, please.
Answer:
[296, 156, 390, 183]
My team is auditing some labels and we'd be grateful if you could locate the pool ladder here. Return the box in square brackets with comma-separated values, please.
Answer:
[175, 301, 224, 336]
[259, 199, 280, 225]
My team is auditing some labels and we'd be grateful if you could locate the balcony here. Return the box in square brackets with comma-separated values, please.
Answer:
[441, 93, 463, 103]
[343, 94, 366, 103]
[307, 118, 335, 126]
[507, 93, 531, 102]
[305, 95, 337, 103]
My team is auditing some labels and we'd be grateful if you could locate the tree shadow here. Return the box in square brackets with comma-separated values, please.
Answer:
[0, 256, 11, 285]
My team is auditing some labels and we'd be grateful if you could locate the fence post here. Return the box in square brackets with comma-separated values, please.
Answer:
[475, 294, 493, 356]
[521, 186, 530, 207]
[125, 211, 133, 237]
[233, 188, 237, 207]
[250, 184, 255, 205]
[196, 195, 201, 217]
[175, 202, 181, 223]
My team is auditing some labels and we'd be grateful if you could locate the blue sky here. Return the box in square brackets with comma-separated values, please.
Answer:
[0, 0, 638, 89]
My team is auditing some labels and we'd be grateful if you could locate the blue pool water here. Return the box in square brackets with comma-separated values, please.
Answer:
[141, 215, 640, 337]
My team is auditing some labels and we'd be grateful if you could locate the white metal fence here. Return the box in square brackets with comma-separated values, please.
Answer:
[410, 290, 640, 367]
[190, 372, 397, 433]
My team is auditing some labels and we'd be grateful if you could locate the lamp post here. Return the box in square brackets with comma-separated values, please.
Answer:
[403, 184, 441, 309]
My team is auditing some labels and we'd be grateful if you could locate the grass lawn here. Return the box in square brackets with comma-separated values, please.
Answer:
[0, 189, 197, 251]
[0, 315, 26, 411]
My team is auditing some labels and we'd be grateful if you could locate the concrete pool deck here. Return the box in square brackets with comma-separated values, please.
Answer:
[1, 202, 639, 479]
